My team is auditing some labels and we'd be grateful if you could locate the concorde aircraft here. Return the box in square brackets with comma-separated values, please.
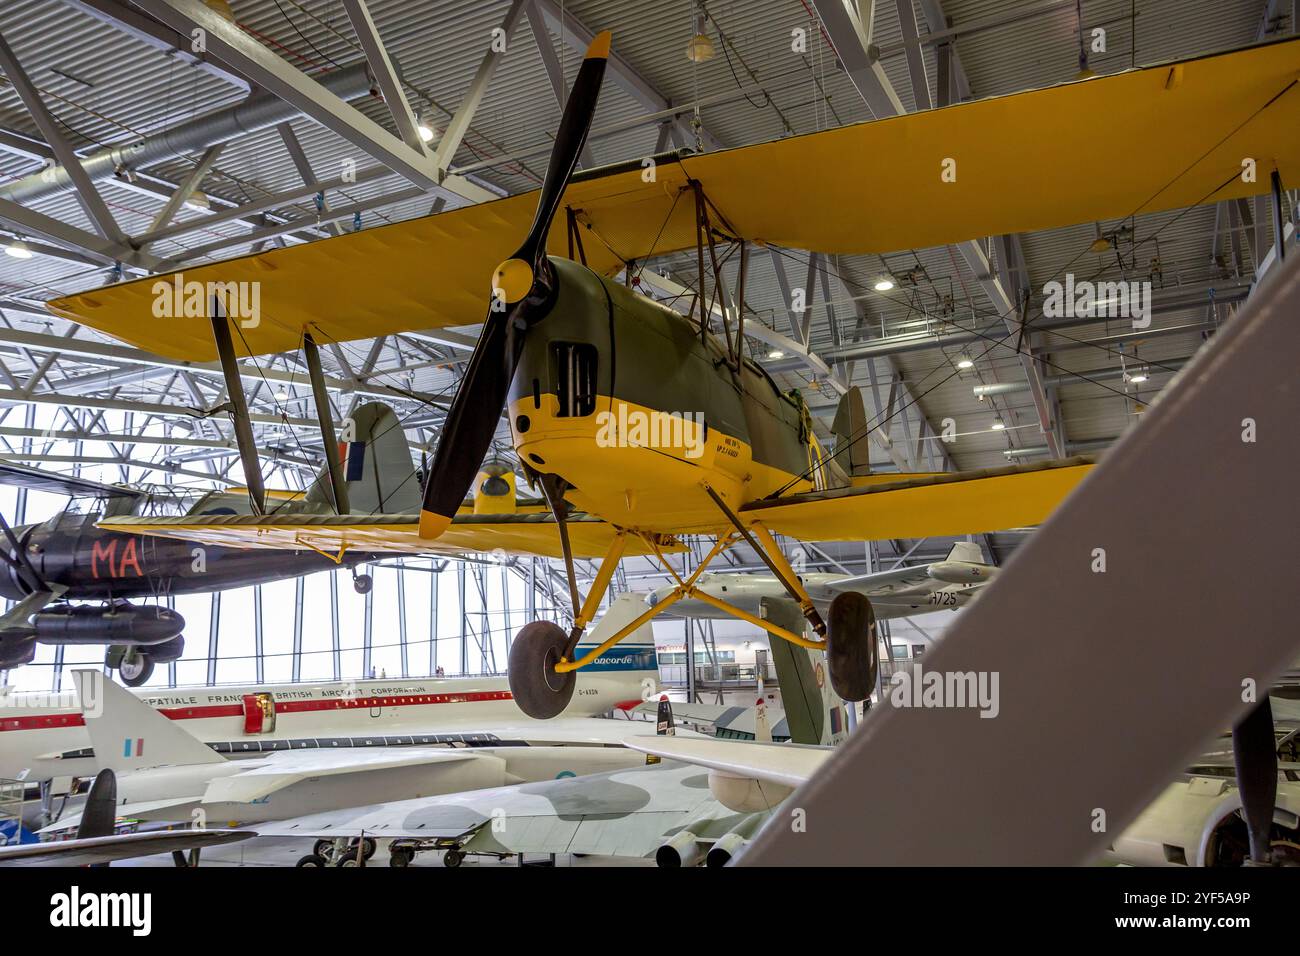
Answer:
[38, 669, 650, 858]
[0, 594, 666, 815]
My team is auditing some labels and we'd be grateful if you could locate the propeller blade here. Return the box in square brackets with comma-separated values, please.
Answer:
[419, 31, 611, 539]
[491, 30, 611, 305]
[1232, 695, 1278, 864]
[418, 303, 527, 536]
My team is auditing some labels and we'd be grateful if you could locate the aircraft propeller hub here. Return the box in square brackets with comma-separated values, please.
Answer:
[492, 257, 534, 304]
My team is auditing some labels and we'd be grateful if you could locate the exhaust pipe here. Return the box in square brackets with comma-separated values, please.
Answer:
[706, 831, 749, 867]
[0, 62, 376, 205]
[655, 831, 703, 867]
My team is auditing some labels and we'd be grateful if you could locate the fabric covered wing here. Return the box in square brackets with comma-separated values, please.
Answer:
[46, 40, 1300, 361]
[742, 457, 1095, 542]
[97, 511, 681, 559]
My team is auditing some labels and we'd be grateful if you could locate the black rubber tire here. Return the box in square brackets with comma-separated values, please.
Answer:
[507, 621, 576, 719]
[357, 837, 376, 860]
[336, 856, 360, 868]
[826, 592, 877, 701]
[296, 854, 327, 868]
[443, 849, 464, 868]
[146, 635, 185, 664]
[118, 655, 155, 687]
[352, 573, 373, 595]
[388, 848, 413, 868]
[312, 839, 334, 859]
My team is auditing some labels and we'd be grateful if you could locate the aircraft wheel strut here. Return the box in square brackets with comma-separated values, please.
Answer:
[825, 592, 877, 702]
[507, 621, 575, 720]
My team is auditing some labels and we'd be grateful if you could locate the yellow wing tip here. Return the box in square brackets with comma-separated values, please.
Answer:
[418, 509, 452, 540]
[586, 30, 611, 60]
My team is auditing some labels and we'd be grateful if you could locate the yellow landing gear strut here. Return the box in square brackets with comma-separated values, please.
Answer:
[505, 488, 878, 719]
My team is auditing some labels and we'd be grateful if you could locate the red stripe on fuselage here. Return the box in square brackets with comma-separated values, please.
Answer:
[0, 690, 515, 732]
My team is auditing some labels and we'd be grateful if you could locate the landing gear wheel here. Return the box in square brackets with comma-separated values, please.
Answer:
[443, 849, 464, 868]
[295, 854, 327, 868]
[825, 592, 877, 702]
[355, 837, 376, 860]
[118, 653, 154, 687]
[352, 573, 373, 595]
[507, 621, 576, 719]
[335, 856, 360, 867]
[313, 839, 333, 859]
[388, 847, 414, 867]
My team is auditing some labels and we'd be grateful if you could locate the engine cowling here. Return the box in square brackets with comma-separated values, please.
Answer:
[708, 772, 796, 814]
[656, 831, 703, 867]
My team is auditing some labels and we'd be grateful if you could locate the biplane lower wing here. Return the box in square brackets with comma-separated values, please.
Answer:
[97, 511, 682, 560]
[740, 457, 1097, 542]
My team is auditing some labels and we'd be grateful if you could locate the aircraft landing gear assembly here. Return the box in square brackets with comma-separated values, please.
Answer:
[295, 837, 377, 867]
[351, 572, 372, 595]
[109, 635, 186, 687]
[507, 486, 879, 720]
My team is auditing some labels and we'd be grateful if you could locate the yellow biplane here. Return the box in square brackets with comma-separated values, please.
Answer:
[48, 35, 1300, 716]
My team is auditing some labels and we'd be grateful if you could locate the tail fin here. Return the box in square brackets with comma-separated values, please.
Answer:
[656, 696, 675, 736]
[945, 541, 986, 565]
[306, 402, 419, 514]
[831, 387, 871, 478]
[72, 670, 225, 772]
[75, 769, 118, 840]
[754, 697, 773, 743]
[574, 593, 661, 706]
[762, 597, 849, 745]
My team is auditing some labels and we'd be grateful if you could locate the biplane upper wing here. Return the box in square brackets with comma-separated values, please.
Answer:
[740, 457, 1096, 543]
[46, 39, 1300, 362]
[97, 510, 681, 559]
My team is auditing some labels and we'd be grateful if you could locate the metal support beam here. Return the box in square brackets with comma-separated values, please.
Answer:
[62, 0, 251, 91]
[0, 197, 167, 272]
[533, 0, 722, 151]
[341, 0, 427, 154]
[144, 144, 225, 241]
[132, 0, 492, 205]
[0, 28, 128, 244]
[436, 0, 529, 175]
[526, 1, 596, 168]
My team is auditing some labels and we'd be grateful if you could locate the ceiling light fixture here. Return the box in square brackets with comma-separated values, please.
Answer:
[990, 419, 1006, 431]
[3, 239, 32, 259]
[873, 277, 895, 292]
[686, 13, 715, 62]
[417, 115, 438, 143]
[767, 349, 785, 360]
[1129, 371, 1148, 384]
[956, 356, 974, 369]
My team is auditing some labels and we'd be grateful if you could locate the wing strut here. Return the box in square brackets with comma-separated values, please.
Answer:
[209, 295, 265, 516]
[303, 332, 349, 514]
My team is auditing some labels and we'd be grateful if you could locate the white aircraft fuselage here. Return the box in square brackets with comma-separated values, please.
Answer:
[0, 647, 656, 783]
